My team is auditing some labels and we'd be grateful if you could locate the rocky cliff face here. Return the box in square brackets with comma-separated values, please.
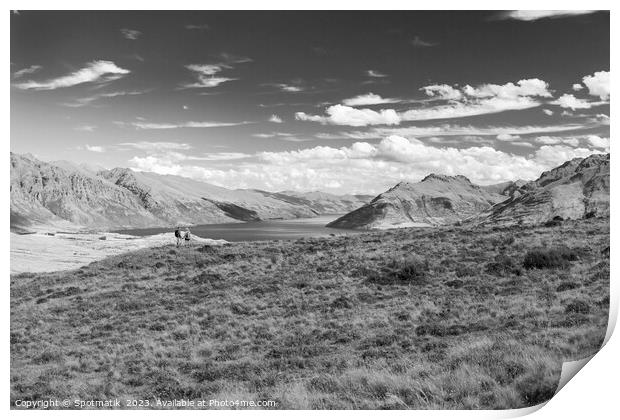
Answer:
[478, 153, 609, 225]
[327, 174, 505, 229]
[10, 153, 164, 231]
[10, 153, 364, 232]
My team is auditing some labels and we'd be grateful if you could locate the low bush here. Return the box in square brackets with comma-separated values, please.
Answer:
[367, 255, 429, 285]
[523, 247, 578, 270]
[565, 299, 590, 314]
[486, 254, 521, 276]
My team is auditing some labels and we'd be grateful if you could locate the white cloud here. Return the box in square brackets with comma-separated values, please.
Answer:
[13, 60, 129, 90]
[199, 153, 252, 161]
[75, 124, 96, 132]
[133, 121, 249, 129]
[119, 141, 193, 151]
[366, 70, 387, 78]
[582, 71, 610, 100]
[62, 89, 148, 107]
[296, 104, 401, 126]
[542, 109, 554, 116]
[121, 28, 141, 40]
[499, 10, 597, 21]
[13, 65, 42, 79]
[342, 93, 400, 106]
[252, 132, 312, 142]
[461, 79, 551, 99]
[399, 96, 540, 121]
[572, 83, 584, 91]
[496, 133, 520, 141]
[182, 64, 236, 88]
[85, 144, 105, 152]
[272, 83, 304, 92]
[421, 84, 462, 100]
[586, 135, 610, 150]
[269, 114, 283, 123]
[551, 94, 592, 110]
[185, 24, 210, 30]
[128, 135, 601, 194]
[535, 136, 580, 147]
[299, 78, 553, 126]
[411, 36, 437, 47]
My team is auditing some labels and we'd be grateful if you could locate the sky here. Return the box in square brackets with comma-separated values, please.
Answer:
[10, 10, 610, 194]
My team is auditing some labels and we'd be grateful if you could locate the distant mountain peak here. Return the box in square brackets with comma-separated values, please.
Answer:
[421, 173, 472, 184]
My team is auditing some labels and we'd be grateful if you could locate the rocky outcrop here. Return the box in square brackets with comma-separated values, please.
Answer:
[327, 174, 505, 229]
[478, 153, 609, 225]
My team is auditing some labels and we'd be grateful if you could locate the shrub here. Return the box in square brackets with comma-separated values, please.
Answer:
[522, 247, 577, 269]
[556, 282, 579, 292]
[486, 254, 520, 276]
[565, 299, 590, 314]
[367, 255, 429, 285]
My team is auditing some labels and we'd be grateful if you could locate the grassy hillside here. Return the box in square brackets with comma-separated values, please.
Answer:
[10, 218, 609, 409]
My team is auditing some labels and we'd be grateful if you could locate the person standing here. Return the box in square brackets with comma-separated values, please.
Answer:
[174, 227, 182, 247]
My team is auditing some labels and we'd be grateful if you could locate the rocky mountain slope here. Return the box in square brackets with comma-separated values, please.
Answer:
[10, 153, 370, 232]
[477, 153, 609, 225]
[265, 190, 373, 214]
[327, 174, 506, 229]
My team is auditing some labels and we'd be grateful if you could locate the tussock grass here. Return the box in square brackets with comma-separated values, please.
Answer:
[10, 218, 609, 409]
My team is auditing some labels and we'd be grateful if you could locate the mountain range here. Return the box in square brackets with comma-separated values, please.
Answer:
[10, 152, 610, 233]
[10, 153, 370, 232]
[328, 153, 610, 229]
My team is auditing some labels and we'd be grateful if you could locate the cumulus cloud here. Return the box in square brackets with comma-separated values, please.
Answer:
[582, 71, 610, 100]
[421, 84, 462, 100]
[342, 93, 400, 106]
[461, 79, 551, 99]
[542, 109, 554, 116]
[551, 94, 592, 110]
[269, 114, 283, 123]
[586, 135, 610, 150]
[13, 65, 42, 79]
[496, 133, 520, 141]
[296, 105, 400, 126]
[298, 78, 553, 126]
[133, 121, 249, 129]
[13, 60, 129, 90]
[535, 136, 580, 147]
[366, 70, 387, 78]
[127, 135, 601, 194]
[572, 83, 584, 91]
[498, 10, 597, 21]
[120, 28, 141, 40]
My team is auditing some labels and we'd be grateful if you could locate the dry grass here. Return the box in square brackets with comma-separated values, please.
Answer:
[10, 217, 609, 409]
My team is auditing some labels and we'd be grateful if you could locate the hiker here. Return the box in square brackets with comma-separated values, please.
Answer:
[184, 229, 191, 247]
[174, 227, 182, 247]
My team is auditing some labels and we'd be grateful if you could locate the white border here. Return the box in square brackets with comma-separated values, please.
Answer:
[4, 2, 617, 419]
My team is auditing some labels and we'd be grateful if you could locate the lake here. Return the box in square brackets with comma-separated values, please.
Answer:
[115, 214, 360, 242]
